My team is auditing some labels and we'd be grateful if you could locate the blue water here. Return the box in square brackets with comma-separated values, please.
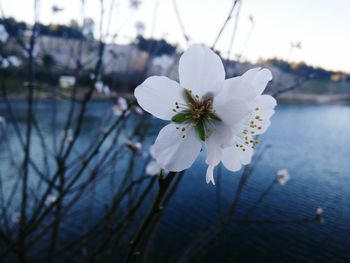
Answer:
[1, 101, 350, 262]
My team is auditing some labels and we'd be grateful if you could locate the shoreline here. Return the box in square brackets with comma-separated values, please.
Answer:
[277, 93, 350, 104]
[2, 92, 350, 105]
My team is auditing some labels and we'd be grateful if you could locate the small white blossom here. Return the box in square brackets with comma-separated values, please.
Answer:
[95, 81, 111, 96]
[133, 106, 144, 115]
[61, 129, 73, 143]
[7, 56, 21, 67]
[103, 85, 111, 96]
[1, 58, 9, 68]
[125, 140, 142, 154]
[276, 169, 290, 185]
[135, 45, 276, 185]
[45, 195, 57, 206]
[146, 145, 164, 176]
[316, 207, 324, 223]
[95, 80, 104, 93]
[12, 212, 20, 224]
[113, 97, 128, 116]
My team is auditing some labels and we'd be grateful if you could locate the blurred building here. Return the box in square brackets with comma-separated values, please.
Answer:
[35, 36, 149, 74]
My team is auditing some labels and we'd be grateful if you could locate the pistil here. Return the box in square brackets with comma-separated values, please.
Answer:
[171, 89, 221, 141]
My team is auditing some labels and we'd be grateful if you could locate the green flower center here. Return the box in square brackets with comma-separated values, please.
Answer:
[171, 89, 221, 141]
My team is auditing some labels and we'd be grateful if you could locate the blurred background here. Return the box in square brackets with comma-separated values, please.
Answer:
[0, 0, 349, 262]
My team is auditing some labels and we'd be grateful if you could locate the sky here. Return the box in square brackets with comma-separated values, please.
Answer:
[0, 0, 349, 72]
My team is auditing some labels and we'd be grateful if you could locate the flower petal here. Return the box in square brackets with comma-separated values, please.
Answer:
[153, 123, 201, 171]
[221, 147, 242, 171]
[214, 98, 250, 127]
[222, 142, 254, 171]
[252, 94, 277, 110]
[205, 123, 232, 166]
[179, 44, 225, 97]
[216, 68, 272, 103]
[146, 160, 161, 176]
[234, 94, 277, 136]
[206, 165, 215, 185]
[134, 76, 185, 120]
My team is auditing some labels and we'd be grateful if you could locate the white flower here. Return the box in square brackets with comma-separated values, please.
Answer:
[103, 85, 111, 96]
[45, 195, 57, 206]
[146, 145, 166, 176]
[113, 97, 128, 116]
[315, 207, 324, 223]
[95, 80, 104, 93]
[276, 169, 290, 185]
[125, 140, 142, 154]
[12, 212, 20, 224]
[316, 207, 323, 216]
[95, 81, 111, 96]
[61, 129, 73, 143]
[0, 24, 9, 43]
[133, 106, 144, 115]
[7, 56, 21, 67]
[1, 58, 9, 69]
[134, 44, 276, 184]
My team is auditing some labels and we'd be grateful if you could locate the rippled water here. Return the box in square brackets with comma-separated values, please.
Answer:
[1, 101, 350, 262]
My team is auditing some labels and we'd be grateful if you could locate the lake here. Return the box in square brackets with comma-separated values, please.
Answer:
[0, 101, 350, 262]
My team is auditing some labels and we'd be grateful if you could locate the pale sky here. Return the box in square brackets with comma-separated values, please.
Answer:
[0, 0, 349, 72]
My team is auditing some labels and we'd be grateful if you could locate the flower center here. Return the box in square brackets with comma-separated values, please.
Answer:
[171, 89, 221, 141]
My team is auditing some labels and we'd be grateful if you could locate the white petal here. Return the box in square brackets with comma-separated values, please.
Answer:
[214, 76, 240, 105]
[153, 123, 201, 172]
[235, 94, 276, 136]
[134, 76, 185, 120]
[253, 119, 271, 134]
[206, 165, 215, 185]
[252, 94, 277, 110]
[149, 144, 156, 158]
[179, 44, 225, 97]
[235, 137, 254, 165]
[221, 143, 254, 171]
[146, 160, 161, 176]
[222, 146, 242, 171]
[230, 94, 276, 137]
[216, 68, 272, 103]
[215, 98, 250, 127]
[205, 123, 232, 166]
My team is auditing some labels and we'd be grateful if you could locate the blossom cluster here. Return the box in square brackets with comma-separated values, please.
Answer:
[135, 45, 276, 184]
